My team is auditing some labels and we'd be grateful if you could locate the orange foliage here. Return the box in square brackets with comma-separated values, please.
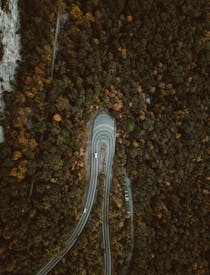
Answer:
[11, 151, 22, 161]
[127, 15, 133, 22]
[53, 113, 62, 122]
[10, 160, 28, 181]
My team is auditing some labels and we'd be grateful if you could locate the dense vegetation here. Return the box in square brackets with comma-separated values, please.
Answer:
[0, 0, 209, 274]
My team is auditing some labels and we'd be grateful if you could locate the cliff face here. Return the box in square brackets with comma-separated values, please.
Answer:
[0, 0, 209, 274]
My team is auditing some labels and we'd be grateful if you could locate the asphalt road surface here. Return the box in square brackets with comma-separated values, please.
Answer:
[95, 112, 116, 275]
[37, 110, 116, 275]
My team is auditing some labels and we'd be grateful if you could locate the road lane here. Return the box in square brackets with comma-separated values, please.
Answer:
[124, 174, 134, 271]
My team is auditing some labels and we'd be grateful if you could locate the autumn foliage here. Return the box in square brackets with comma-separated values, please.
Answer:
[0, 0, 209, 274]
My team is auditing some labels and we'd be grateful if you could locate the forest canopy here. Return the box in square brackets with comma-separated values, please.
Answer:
[0, 0, 209, 274]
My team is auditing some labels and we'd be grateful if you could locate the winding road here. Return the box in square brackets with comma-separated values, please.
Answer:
[37, 110, 116, 275]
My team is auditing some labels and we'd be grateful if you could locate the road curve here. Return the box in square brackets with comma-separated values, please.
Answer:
[37, 110, 116, 275]
[94, 112, 116, 275]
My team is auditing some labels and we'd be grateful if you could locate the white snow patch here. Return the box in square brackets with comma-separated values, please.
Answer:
[0, 0, 21, 142]
[0, 125, 4, 143]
